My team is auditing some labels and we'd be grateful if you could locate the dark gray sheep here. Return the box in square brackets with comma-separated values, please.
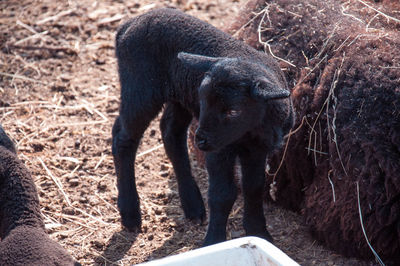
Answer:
[0, 125, 79, 266]
[112, 8, 294, 245]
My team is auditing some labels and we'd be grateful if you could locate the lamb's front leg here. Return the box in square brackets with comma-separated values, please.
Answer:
[203, 147, 237, 246]
[238, 144, 273, 242]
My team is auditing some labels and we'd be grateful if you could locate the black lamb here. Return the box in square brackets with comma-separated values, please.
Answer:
[112, 8, 294, 246]
[0, 125, 79, 266]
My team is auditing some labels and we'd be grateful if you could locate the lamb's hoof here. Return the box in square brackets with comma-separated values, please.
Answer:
[120, 212, 142, 233]
[181, 187, 206, 224]
[263, 232, 274, 243]
[123, 224, 141, 233]
[202, 235, 226, 247]
[184, 204, 206, 225]
[251, 230, 274, 243]
[189, 215, 206, 226]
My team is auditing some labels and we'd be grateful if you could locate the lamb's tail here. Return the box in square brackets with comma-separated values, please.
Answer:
[0, 129, 43, 238]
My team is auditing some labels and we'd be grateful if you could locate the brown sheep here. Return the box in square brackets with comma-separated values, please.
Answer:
[215, 0, 400, 264]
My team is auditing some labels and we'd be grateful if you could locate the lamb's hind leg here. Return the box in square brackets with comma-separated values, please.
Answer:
[112, 95, 162, 232]
[160, 103, 206, 223]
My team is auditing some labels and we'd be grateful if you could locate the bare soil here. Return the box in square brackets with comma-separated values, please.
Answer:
[1, 0, 373, 265]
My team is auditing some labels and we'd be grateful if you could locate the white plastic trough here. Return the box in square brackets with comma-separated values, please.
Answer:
[137, 236, 299, 266]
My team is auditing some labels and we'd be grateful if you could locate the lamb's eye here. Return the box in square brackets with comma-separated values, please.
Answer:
[226, 109, 241, 118]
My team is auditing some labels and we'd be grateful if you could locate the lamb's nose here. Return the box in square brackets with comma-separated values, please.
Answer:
[195, 130, 208, 150]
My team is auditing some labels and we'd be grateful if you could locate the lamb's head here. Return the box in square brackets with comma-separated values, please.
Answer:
[178, 52, 289, 151]
[0, 124, 16, 154]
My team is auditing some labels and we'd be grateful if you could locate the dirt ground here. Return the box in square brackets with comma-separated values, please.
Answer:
[0, 0, 375, 265]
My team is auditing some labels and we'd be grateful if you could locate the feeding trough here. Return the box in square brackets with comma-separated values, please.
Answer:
[138, 237, 298, 266]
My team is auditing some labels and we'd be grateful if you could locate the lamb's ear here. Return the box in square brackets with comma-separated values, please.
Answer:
[178, 52, 220, 72]
[252, 77, 290, 100]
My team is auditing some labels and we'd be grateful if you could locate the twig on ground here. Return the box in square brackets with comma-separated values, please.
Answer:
[0, 71, 47, 84]
[36, 9, 76, 25]
[95, 191, 120, 213]
[94, 153, 107, 170]
[14, 30, 49, 45]
[97, 14, 124, 26]
[38, 157, 72, 206]
[137, 144, 164, 158]
[72, 206, 112, 226]
[6, 44, 78, 56]
[16, 20, 40, 34]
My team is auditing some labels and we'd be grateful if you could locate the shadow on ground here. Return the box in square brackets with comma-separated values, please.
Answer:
[94, 229, 138, 265]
